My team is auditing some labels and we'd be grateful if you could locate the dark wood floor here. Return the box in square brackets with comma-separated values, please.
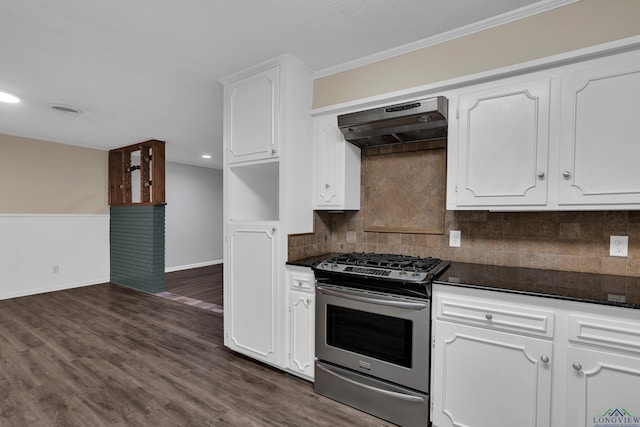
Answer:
[165, 264, 223, 306]
[0, 283, 392, 426]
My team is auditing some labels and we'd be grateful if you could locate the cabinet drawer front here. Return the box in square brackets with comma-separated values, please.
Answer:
[569, 314, 640, 354]
[289, 271, 314, 292]
[436, 295, 554, 338]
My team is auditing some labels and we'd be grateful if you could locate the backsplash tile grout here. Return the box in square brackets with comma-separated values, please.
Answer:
[289, 148, 640, 277]
[289, 209, 640, 277]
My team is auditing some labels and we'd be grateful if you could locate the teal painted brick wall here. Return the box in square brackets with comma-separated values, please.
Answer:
[110, 205, 165, 293]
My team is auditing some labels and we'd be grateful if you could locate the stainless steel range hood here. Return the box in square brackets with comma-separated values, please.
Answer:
[338, 96, 448, 148]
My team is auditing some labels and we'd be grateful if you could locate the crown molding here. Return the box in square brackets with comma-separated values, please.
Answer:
[311, 34, 640, 117]
[314, 0, 580, 78]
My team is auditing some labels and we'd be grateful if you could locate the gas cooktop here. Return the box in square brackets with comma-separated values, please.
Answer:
[312, 252, 450, 299]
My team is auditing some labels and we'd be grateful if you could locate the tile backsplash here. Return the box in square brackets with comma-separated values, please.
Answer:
[289, 146, 640, 277]
[289, 209, 640, 277]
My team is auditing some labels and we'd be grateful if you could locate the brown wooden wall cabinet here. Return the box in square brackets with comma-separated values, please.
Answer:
[108, 139, 166, 206]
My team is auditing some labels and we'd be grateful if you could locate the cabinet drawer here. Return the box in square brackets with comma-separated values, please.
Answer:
[435, 295, 554, 338]
[569, 314, 640, 354]
[289, 268, 314, 292]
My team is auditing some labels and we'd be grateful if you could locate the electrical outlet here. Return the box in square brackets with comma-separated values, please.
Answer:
[608, 293, 626, 303]
[610, 235, 628, 257]
[52, 265, 60, 274]
[450, 230, 461, 248]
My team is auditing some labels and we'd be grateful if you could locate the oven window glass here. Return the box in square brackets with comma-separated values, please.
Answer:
[326, 305, 412, 368]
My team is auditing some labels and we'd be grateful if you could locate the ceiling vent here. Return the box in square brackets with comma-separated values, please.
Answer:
[49, 103, 83, 115]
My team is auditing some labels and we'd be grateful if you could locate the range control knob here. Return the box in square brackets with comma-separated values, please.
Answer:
[399, 271, 408, 277]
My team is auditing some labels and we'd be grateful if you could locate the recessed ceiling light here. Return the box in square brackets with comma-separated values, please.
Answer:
[201, 154, 212, 159]
[0, 91, 20, 103]
[48, 103, 83, 114]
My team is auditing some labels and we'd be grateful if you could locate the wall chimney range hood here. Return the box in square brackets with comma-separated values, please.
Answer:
[338, 96, 448, 148]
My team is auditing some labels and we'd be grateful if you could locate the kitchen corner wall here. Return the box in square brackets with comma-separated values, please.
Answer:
[299, 0, 640, 277]
[288, 154, 640, 278]
[312, 0, 640, 109]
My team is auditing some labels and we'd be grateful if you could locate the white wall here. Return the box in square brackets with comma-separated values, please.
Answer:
[0, 214, 110, 300]
[165, 161, 223, 271]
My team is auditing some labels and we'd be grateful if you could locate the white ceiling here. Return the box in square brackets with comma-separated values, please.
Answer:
[0, 0, 566, 169]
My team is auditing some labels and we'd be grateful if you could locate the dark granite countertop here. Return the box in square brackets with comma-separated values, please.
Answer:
[287, 253, 640, 309]
[286, 253, 341, 268]
[288, 255, 640, 309]
[436, 262, 640, 310]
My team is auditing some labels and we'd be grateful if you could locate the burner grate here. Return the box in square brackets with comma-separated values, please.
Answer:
[330, 252, 442, 272]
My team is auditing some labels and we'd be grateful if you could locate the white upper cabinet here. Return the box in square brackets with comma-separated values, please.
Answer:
[447, 46, 640, 211]
[313, 114, 361, 210]
[558, 57, 640, 207]
[224, 66, 279, 164]
[454, 78, 550, 208]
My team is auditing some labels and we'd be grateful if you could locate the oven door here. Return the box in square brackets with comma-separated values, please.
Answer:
[315, 282, 431, 393]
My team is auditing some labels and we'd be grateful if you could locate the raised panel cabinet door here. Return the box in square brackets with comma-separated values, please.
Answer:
[225, 66, 279, 164]
[456, 78, 550, 207]
[431, 321, 552, 427]
[315, 115, 341, 207]
[566, 346, 640, 427]
[313, 114, 361, 210]
[289, 290, 314, 380]
[558, 56, 640, 206]
[224, 223, 280, 365]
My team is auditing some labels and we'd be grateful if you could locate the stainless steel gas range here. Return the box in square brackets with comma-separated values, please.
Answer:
[312, 252, 450, 427]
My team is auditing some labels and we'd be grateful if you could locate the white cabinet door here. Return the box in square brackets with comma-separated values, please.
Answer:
[313, 114, 361, 210]
[455, 78, 551, 208]
[225, 66, 279, 164]
[432, 320, 553, 427]
[566, 345, 640, 427]
[289, 290, 314, 380]
[558, 58, 640, 207]
[224, 222, 280, 366]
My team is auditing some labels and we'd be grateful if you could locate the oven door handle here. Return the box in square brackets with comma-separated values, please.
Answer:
[316, 363, 425, 404]
[316, 286, 428, 310]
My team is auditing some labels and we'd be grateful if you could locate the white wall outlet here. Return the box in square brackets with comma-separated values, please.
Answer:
[610, 235, 628, 257]
[52, 265, 60, 273]
[450, 230, 461, 248]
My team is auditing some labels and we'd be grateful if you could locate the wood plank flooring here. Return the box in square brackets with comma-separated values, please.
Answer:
[165, 264, 223, 305]
[0, 283, 393, 426]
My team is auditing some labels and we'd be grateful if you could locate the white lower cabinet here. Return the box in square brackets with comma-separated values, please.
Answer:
[566, 346, 640, 426]
[431, 289, 553, 427]
[432, 284, 640, 427]
[432, 321, 552, 427]
[285, 265, 315, 381]
[224, 222, 280, 366]
[565, 312, 640, 426]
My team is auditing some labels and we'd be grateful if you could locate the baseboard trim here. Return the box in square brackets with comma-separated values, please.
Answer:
[0, 278, 109, 301]
[165, 259, 223, 273]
